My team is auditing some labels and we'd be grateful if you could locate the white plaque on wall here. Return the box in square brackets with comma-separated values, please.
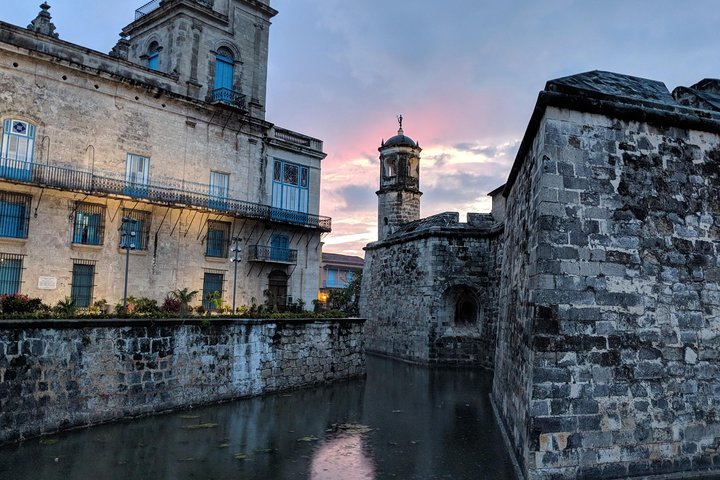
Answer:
[38, 276, 58, 290]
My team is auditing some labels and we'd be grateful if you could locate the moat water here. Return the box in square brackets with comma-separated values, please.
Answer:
[0, 356, 516, 480]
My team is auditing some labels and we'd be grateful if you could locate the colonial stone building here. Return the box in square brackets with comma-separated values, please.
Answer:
[0, 1, 329, 309]
[361, 71, 720, 479]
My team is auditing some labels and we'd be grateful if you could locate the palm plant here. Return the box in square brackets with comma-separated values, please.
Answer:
[169, 288, 198, 315]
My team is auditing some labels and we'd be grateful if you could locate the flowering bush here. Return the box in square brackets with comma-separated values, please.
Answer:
[0, 294, 46, 314]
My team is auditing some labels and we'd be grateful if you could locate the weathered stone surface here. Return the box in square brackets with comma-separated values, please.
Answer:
[361, 212, 502, 368]
[0, 318, 365, 444]
[493, 70, 720, 479]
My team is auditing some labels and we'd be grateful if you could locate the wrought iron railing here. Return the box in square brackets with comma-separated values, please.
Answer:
[247, 245, 298, 264]
[212, 88, 247, 111]
[0, 158, 331, 232]
[135, 0, 161, 19]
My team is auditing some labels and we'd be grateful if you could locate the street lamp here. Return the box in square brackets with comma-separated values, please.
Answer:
[120, 216, 138, 308]
[230, 236, 242, 312]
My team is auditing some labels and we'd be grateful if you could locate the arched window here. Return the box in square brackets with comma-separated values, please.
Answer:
[1, 119, 36, 180]
[384, 158, 396, 177]
[214, 47, 234, 93]
[455, 293, 478, 324]
[147, 42, 160, 70]
[268, 270, 288, 308]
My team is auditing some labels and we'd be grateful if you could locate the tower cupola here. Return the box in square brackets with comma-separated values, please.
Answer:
[376, 116, 422, 241]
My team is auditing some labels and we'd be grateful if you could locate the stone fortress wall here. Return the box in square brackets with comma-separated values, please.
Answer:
[493, 72, 720, 479]
[0, 318, 365, 445]
[362, 212, 502, 368]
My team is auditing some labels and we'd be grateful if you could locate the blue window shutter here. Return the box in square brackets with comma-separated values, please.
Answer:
[148, 52, 159, 70]
[214, 55, 234, 91]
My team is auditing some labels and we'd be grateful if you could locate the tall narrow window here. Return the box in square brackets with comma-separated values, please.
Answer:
[125, 153, 150, 198]
[120, 209, 151, 251]
[0, 253, 24, 295]
[0, 119, 36, 181]
[206, 221, 230, 258]
[271, 160, 310, 223]
[270, 234, 289, 262]
[213, 48, 234, 93]
[209, 171, 229, 210]
[72, 203, 105, 245]
[147, 42, 160, 70]
[71, 261, 95, 308]
[202, 271, 224, 311]
[0, 191, 31, 239]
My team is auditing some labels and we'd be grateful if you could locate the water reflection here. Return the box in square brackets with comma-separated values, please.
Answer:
[310, 425, 375, 480]
[0, 356, 515, 480]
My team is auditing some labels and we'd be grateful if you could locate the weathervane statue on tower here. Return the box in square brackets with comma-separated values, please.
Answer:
[397, 114, 404, 135]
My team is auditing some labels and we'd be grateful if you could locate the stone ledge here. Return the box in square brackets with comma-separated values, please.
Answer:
[0, 317, 366, 329]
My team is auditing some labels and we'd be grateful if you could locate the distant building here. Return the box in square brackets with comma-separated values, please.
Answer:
[318, 252, 363, 302]
[0, 1, 329, 310]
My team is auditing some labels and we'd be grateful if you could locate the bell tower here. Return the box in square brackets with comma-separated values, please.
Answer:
[377, 116, 422, 241]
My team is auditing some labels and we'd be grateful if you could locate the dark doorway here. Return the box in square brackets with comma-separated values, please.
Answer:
[268, 270, 288, 308]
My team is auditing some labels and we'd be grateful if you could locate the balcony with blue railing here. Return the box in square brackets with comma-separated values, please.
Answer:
[212, 88, 247, 111]
[247, 245, 298, 265]
[0, 158, 331, 232]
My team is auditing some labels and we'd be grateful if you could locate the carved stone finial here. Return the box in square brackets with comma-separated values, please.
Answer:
[110, 33, 131, 60]
[28, 2, 59, 38]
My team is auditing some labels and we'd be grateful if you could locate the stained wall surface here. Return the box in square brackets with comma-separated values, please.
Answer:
[0, 318, 365, 445]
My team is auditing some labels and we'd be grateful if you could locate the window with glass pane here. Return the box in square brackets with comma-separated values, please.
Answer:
[71, 262, 95, 307]
[0, 253, 23, 295]
[209, 171, 229, 198]
[124, 154, 150, 198]
[202, 272, 224, 310]
[271, 160, 310, 219]
[206, 221, 230, 258]
[120, 210, 151, 250]
[1, 119, 36, 181]
[209, 171, 230, 210]
[0, 192, 31, 239]
[73, 203, 105, 245]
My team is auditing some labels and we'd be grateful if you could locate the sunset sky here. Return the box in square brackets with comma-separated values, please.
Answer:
[6, 1, 720, 256]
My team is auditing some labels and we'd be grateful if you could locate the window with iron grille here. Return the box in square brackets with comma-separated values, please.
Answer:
[202, 271, 224, 311]
[72, 203, 105, 245]
[120, 209, 151, 250]
[0, 253, 24, 295]
[0, 191, 31, 239]
[71, 260, 96, 307]
[206, 221, 230, 258]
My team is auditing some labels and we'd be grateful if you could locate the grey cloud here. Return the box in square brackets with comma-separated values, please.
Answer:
[333, 185, 377, 213]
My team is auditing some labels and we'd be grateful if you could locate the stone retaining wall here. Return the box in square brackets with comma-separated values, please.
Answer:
[0, 318, 365, 445]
